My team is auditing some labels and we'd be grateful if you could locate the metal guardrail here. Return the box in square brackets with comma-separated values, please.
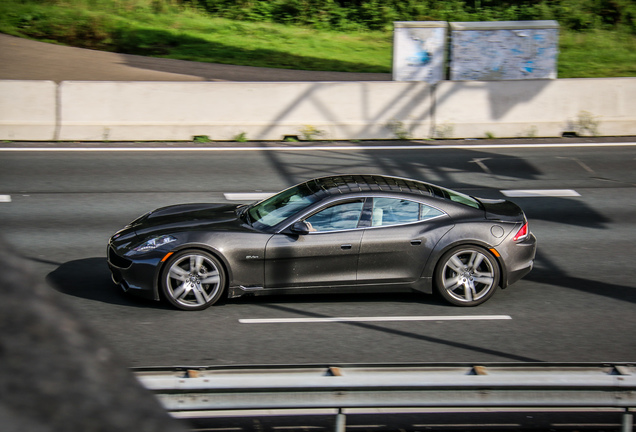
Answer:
[134, 363, 636, 432]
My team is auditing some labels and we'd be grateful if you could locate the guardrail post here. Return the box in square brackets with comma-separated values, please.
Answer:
[623, 409, 633, 432]
[335, 408, 346, 432]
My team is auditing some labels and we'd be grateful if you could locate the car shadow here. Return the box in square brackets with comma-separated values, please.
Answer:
[230, 290, 446, 307]
[46, 257, 447, 309]
[46, 257, 171, 309]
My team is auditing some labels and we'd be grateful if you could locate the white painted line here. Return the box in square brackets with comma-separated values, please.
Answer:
[0, 195, 11, 203]
[0, 142, 635, 152]
[501, 189, 580, 197]
[224, 192, 273, 201]
[239, 315, 512, 324]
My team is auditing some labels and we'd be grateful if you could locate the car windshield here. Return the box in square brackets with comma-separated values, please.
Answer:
[247, 182, 320, 230]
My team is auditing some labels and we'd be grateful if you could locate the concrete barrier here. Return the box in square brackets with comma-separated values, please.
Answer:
[0, 78, 634, 141]
[0, 80, 57, 141]
[434, 78, 636, 139]
[57, 81, 433, 141]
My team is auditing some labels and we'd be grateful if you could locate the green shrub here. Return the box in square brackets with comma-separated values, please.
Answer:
[1, 0, 634, 78]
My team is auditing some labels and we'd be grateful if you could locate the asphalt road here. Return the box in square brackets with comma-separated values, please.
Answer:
[1, 142, 635, 367]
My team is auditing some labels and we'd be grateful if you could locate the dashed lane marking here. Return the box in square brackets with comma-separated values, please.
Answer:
[501, 189, 580, 197]
[224, 190, 582, 201]
[224, 192, 273, 201]
[0, 195, 11, 202]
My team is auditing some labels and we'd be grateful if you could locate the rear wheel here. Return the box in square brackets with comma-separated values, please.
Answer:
[161, 250, 225, 311]
[435, 246, 500, 306]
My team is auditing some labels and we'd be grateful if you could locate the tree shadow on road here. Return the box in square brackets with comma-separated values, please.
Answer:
[258, 302, 541, 362]
[259, 144, 612, 230]
[526, 251, 636, 305]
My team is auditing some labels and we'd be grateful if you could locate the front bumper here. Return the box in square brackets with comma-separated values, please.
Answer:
[107, 245, 162, 301]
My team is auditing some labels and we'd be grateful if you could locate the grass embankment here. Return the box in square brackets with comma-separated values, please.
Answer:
[1, 0, 635, 78]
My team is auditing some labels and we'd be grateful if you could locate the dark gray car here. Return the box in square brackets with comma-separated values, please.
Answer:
[108, 175, 536, 310]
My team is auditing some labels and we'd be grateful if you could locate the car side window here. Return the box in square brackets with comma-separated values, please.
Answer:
[305, 200, 364, 232]
[420, 203, 445, 219]
[371, 198, 443, 227]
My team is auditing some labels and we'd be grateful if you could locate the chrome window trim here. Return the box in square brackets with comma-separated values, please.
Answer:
[276, 195, 449, 234]
[368, 196, 447, 228]
[362, 213, 447, 230]
[276, 196, 367, 234]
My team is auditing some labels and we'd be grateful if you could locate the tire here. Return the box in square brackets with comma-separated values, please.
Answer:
[434, 245, 500, 307]
[160, 250, 226, 311]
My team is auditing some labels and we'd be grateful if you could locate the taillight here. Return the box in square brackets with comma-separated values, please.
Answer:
[513, 222, 528, 242]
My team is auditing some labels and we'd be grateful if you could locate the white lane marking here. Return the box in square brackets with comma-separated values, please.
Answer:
[0, 195, 11, 202]
[228, 190, 581, 201]
[239, 315, 512, 324]
[469, 157, 493, 174]
[501, 189, 580, 197]
[0, 142, 635, 152]
[224, 192, 273, 201]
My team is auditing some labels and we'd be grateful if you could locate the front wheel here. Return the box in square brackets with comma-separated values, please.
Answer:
[435, 246, 500, 307]
[161, 250, 226, 311]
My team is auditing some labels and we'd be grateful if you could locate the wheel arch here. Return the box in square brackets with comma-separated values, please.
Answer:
[154, 244, 233, 302]
[426, 240, 507, 289]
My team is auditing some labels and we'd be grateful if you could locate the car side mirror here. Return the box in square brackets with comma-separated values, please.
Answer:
[290, 221, 310, 235]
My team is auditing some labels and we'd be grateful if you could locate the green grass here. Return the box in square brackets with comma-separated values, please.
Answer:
[0, 0, 634, 77]
[0, 0, 391, 73]
[558, 30, 636, 78]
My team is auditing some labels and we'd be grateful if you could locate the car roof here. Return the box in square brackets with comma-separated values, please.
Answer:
[305, 175, 437, 198]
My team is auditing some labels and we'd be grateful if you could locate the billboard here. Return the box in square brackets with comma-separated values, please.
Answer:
[450, 20, 559, 81]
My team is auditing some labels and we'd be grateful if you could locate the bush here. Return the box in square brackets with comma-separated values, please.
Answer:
[185, 0, 636, 33]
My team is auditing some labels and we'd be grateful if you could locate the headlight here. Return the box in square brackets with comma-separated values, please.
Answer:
[126, 235, 177, 255]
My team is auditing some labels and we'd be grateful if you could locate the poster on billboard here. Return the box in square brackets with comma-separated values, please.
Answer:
[393, 21, 447, 83]
[450, 20, 559, 81]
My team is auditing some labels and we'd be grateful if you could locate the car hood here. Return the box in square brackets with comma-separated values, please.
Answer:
[113, 203, 249, 241]
[138, 202, 245, 229]
[477, 198, 525, 222]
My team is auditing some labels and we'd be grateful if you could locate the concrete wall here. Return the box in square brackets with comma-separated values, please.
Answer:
[0, 80, 57, 141]
[0, 78, 635, 141]
[434, 78, 636, 139]
[58, 81, 433, 141]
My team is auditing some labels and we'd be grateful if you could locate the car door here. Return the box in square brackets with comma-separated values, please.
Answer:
[357, 197, 452, 284]
[264, 199, 365, 289]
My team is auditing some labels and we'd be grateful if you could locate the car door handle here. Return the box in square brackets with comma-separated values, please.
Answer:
[341, 244, 352, 250]
[411, 240, 422, 246]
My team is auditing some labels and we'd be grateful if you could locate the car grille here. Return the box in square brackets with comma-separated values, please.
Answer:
[108, 246, 132, 269]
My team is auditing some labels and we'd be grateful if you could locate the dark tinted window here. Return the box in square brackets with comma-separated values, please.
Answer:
[305, 200, 364, 232]
[371, 198, 444, 227]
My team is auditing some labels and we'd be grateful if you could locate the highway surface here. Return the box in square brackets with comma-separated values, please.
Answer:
[1, 141, 635, 367]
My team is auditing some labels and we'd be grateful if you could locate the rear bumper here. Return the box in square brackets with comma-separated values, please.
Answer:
[500, 232, 537, 288]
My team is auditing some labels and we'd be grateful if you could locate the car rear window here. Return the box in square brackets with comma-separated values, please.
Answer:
[431, 185, 481, 209]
